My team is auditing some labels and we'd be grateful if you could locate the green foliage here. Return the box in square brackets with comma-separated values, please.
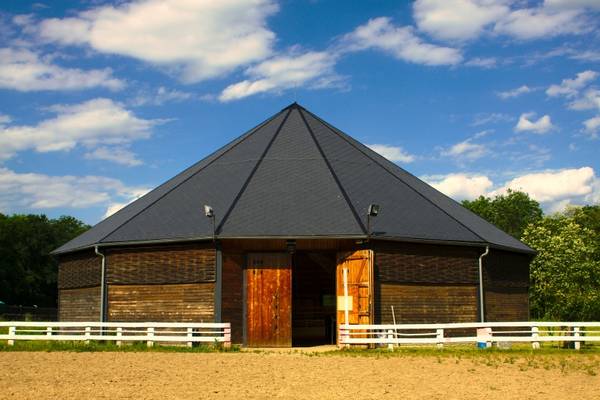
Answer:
[462, 189, 543, 239]
[522, 209, 600, 321]
[0, 214, 89, 307]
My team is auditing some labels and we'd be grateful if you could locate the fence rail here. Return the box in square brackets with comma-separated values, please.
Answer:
[0, 321, 231, 348]
[339, 322, 600, 350]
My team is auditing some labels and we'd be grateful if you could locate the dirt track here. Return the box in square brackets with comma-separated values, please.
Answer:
[0, 351, 599, 399]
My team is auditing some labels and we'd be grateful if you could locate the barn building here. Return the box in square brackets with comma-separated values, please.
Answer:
[53, 103, 534, 347]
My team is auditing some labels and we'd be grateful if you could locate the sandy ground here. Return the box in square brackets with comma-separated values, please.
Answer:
[0, 351, 599, 400]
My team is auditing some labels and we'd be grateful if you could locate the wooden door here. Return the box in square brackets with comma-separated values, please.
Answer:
[336, 250, 373, 340]
[246, 253, 292, 347]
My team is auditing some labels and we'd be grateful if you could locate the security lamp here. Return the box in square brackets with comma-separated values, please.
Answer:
[204, 205, 214, 218]
[368, 204, 380, 217]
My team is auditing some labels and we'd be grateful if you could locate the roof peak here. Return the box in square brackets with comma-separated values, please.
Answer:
[281, 101, 305, 111]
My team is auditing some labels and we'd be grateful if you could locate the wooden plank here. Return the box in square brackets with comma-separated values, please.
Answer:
[58, 287, 101, 321]
[336, 250, 373, 342]
[246, 253, 291, 347]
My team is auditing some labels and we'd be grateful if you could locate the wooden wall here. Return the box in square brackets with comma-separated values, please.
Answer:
[221, 252, 244, 343]
[105, 243, 216, 322]
[57, 250, 101, 321]
[484, 249, 530, 321]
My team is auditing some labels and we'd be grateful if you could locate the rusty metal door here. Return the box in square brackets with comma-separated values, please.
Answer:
[336, 250, 373, 342]
[246, 253, 292, 347]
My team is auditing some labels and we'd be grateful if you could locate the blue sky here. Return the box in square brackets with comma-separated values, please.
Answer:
[1, 0, 599, 224]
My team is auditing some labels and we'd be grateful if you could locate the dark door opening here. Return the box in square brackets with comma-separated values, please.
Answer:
[292, 252, 337, 346]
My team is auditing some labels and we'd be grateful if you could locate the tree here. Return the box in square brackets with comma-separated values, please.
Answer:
[0, 214, 89, 307]
[522, 214, 600, 321]
[462, 189, 543, 239]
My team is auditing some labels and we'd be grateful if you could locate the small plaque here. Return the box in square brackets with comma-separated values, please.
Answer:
[337, 296, 353, 311]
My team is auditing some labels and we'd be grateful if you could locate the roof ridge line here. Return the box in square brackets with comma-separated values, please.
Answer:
[96, 108, 287, 244]
[298, 108, 367, 235]
[215, 108, 293, 235]
[302, 108, 487, 244]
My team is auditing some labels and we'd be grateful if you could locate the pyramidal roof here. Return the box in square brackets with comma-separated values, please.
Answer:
[54, 103, 533, 255]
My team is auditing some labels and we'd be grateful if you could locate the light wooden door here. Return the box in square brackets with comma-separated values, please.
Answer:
[336, 250, 373, 342]
[246, 253, 292, 347]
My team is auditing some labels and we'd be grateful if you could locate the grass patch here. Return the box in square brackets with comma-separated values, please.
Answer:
[0, 340, 240, 353]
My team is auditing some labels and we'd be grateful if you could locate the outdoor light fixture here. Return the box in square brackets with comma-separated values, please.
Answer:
[368, 204, 380, 217]
[366, 203, 380, 241]
[204, 205, 216, 242]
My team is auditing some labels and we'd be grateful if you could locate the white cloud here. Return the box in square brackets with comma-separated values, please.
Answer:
[493, 6, 586, 40]
[131, 86, 193, 106]
[38, 0, 278, 83]
[0, 47, 124, 91]
[0, 167, 148, 214]
[84, 146, 143, 167]
[471, 113, 513, 126]
[0, 98, 161, 161]
[546, 70, 597, 98]
[0, 114, 11, 126]
[413, 0, 509, 41]
[492, 167, 596, 203]
[219, 50, 341, 102]
[366, 144, 416, 163]
[545, 0, 600, 10]
[425, 173, 493, 200]
[412, 0, 590, 41]
[583, 116, 600, 139]
[497, 85, 532, 99]
[425, 167, 600, 212]
[441, 139, 488, 161]
[464, 57, 497, 68]
[515, 112, 554, 134]
[569, 88, 600, 111]
[342, 17, 463, 66]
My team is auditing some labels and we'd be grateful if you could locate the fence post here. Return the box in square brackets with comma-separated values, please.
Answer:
[387, 329, 394, 351]
[147, 327, 154, 348]
[116, 327, 122, 347]
[339, 325, 349, 348]
[7, 326, 15, 346]
[531, 326, 540, 349]
[46, 327, 52, 338]
[85, 326, 91, 344]
[436, 328, 444, 349]
[223, 325, 231, 349]
[574, 326, 580, 350]
[187, 327, 193, 348]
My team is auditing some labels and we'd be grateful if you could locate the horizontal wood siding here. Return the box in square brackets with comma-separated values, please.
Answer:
[377, 284, 478, 324]
[58, 287, 100, 321]
[106, 244, 215, 284]
[221, 253, 244, 343]
[485, 287, 529, 321]
[58, 251, 101, 289]
[108, 283, 214, 322]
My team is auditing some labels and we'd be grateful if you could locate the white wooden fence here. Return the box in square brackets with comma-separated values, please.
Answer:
[340, 322, 600, 350]
[0, 321, 231, 348]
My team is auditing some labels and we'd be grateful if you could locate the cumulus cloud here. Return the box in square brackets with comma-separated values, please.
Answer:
[546, 70, 598, 98]
[366, 144, 416, 163]
[131, 86, 193, 107]
[413, 0, 509, 41]
[569, 88, 600, 111]
[425, 173, 494, 201]
[497, 85, 532, 99]
[424, 167, 600, 212]
[0, 47, 124, 91]
[0, 98, 161, 162]
[464, 57, 497, 68]
[0, 167, 149, 215]
[38, 0, 278, 83]
[342, 17, 463, 66]
[219, 50, 341, 102]
[582, 116, 600, 139]
[412, 0, 590, 41]
[441, 139, 488, 161]
[84, 146, 143, 167]
[515, 112, 554, 134]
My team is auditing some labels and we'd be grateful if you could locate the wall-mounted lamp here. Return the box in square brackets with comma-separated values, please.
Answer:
[204, 204, 216, 242]
[366, 203, 380, 241]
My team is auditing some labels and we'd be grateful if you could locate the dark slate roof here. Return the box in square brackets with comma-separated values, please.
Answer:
[53, 103, 534, 255]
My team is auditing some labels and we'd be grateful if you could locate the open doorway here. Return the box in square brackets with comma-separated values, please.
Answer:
[292, 252, 337, 346]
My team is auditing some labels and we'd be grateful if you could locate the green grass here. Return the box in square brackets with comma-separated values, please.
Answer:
[0, 340, 240, 353]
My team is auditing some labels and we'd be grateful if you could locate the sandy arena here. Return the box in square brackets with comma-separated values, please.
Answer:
[1, 351, 599, 399]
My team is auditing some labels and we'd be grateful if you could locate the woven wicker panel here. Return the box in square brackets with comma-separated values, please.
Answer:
[374, 243, 479, 284]
[58, 251, 101, 289]
[106, 244, 216, 284]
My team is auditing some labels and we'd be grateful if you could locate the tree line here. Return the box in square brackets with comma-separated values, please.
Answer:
[0, 191, 599, 320]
